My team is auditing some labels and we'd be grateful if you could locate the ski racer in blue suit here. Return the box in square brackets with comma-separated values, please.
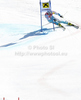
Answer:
[45, 10, 78, 30]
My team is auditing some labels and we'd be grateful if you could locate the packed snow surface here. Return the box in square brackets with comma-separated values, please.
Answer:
[0, 0, 81, 100]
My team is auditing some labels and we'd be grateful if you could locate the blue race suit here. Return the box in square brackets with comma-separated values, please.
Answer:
[45, 11, 68, 25]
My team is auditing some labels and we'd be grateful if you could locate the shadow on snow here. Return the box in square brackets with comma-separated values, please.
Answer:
[0, 28, 51, 47]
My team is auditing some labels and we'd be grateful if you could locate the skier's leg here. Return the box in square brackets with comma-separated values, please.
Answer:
[67, 22, 79, 28]
[58, 23, 66, 30]
[59, 21, 79, 29]
[58, 20, 76, 26]
[58, 21, 68, 24]
[55, 21, 66, 30]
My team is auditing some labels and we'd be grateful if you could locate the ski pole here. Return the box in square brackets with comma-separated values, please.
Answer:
[63, 11, 68, 17]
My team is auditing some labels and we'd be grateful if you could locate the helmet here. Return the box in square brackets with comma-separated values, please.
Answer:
[47, 11, 52, 15]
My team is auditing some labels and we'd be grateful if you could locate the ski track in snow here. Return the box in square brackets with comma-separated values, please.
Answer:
[45, 27, 81, 45]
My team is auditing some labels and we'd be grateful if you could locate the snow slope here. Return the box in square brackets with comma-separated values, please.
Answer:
[0, 0, 81, 100]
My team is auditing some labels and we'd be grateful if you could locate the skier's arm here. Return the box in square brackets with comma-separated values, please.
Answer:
[52, 11, 63, 18]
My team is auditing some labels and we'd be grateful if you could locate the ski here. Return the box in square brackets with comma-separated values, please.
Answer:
[73, 25, 79, 29]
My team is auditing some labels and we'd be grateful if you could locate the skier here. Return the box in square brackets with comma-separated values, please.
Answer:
[45, 10, 79, 30]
